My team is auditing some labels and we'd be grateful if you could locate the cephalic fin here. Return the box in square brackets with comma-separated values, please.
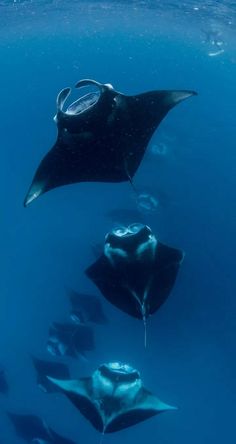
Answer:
[56, 87, 71, 112]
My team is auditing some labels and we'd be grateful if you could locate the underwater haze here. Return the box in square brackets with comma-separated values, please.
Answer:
[0, 1, 236, 443]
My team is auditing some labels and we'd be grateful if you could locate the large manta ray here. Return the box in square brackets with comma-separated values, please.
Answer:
[24, 79, 197, 206]
[48, 361, 176, 433]
[86, 223, 184, 346]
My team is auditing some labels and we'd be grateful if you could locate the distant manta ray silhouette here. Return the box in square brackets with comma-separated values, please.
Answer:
[24, 78, 197, 206]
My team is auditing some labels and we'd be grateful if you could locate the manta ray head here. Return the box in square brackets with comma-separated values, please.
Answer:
[98, 362, 140, 383]
[92, 362, 142, 415]
[104, 223, 157, 266]
[54, 79, 115, 126]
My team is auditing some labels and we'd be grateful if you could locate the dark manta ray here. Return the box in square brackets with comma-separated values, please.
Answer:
[24, 78, 197, 206]
[8, 412, 76, 444]
[48, 361, 176, 433]
[86, 224, 184, 346]
[31, 355, 70, 393]
[67, 289, 108, 325]
[47, 322, 94, 358]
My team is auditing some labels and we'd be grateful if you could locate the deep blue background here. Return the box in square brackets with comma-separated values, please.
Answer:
[0, 3, 235, 443]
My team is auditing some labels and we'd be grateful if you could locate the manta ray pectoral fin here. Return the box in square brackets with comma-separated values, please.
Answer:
[137, 389, 177, 416]
[148, 396, 178, 412]
[166, 90, 197, 107]
[48, 376, 104, 432]
[138, 89, 197, 120]
[47, 376, 87, 397]
[105, 391, 177, 433]
[23, 180, 45, 207]
[49, 428, 76, 444]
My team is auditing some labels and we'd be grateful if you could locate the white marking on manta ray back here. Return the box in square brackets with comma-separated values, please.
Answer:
[136, 235, 157, 259]
[104, 243, 128, 267]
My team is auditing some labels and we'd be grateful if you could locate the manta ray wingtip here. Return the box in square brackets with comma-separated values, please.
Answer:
[23, 193, 37, 207]
[188, 90, 198, 98]
[46, 376, 57, 384]
[46, 376, 79, 394]
[166, 403, 178, 411]
[23, 196, 30, 207]
[24, 183, 44, 207]
[156, 399, 178, 412]
[46, 376, 68, 389]
[170, 89, 198, 105]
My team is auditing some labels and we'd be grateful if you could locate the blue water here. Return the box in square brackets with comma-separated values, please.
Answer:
[0, 1, 236, 443]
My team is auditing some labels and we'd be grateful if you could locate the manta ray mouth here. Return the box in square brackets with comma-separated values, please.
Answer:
[99, 363, 140, 383]
[105, 224, 152, 249]
[66, 91, 101, 116]
[112, 223, 145, 237]
[55, 81, 103, 120]
[66, 79, 114, 116]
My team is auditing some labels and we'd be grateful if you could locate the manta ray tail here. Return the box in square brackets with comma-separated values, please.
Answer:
[128, 177, 138, 197]
[143, 317, 147, 349]
[124, 158, 138, 196]
[99, 429, 105, 444]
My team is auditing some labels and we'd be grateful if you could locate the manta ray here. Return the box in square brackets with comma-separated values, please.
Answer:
[48, 361, 176, 433]
[31, 355, 70, 393]
[67, 289, 108, 325]
[24, 79, 196, 206]
[47, 322, 94, 359]
[8, 412, 75, 444]
[86, 223, 184, 346]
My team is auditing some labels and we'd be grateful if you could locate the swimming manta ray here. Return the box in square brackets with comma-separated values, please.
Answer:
[24, 79, 197, 206]
[7, 412, 76, 444]
[47, 322, 95, 359]
[31, 355, 70, 393]
[48, 362, 176, 433]
[67, 289, 108, 325]
[86, 224, 184, 346]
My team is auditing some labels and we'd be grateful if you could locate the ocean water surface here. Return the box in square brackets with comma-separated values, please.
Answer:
[0, 1, 236, 443]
